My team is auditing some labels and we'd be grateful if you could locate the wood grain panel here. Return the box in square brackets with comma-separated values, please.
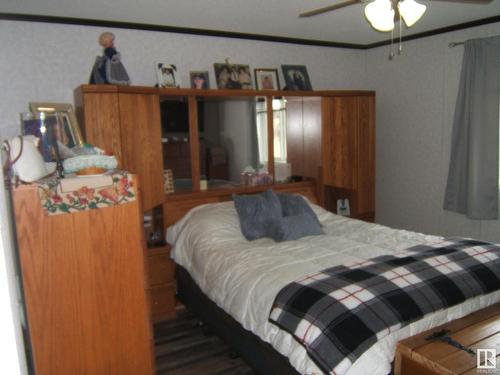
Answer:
[328, 96, 357, 189]
[285, 97, 304, 176]
[438, 333, 500, 373]
[321, 97, 333, 185]
[80, 92, 123, 165]
[118, 93, 164, 211]
[417, 314, 500, 360]
[148, 253, 175, 287]
[13, 183, 154, 375]
[356, 95, 376, 215]
[395, 302, 500, 375]
[396, 303, 500, 357]
[78, 84, 375, 98]
[164, 196, 220, 227]
[163, 181, 317, 229]
[266, 96, 275, 179]
[188, 96, 200, 191]
[149, 285, 176, 322]
[302, 97, 322, 180]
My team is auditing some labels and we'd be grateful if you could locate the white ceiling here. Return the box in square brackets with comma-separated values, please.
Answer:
[1, 0, 500, 46]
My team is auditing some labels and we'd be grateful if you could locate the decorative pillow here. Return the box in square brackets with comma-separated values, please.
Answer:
[277, 193, 321, 227]
[233, 189, 282, 241]
[268, 213, 323, 242]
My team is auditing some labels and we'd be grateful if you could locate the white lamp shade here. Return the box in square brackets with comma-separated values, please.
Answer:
[364, 0, 395, 32]
[398, 0, 427, 27]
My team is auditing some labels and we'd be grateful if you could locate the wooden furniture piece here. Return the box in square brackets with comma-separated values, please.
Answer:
[395, 302, 500, 375]
[74, 85, 375, 219]
[74, 85, 376, 322]
[322, 95, 376, 221]
[12, 179, 155, 375]
[147, 245, 176, 322]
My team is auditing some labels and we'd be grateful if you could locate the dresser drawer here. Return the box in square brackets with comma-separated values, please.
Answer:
[149, 284, 176, 321]
[148, 253, 175, 286]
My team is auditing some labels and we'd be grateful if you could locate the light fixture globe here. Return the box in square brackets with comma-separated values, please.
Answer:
[364, 0, 395, 32]
[398, 0, 427, 27]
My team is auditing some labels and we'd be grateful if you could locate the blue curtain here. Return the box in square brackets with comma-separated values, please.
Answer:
[444, 36, 500, 220]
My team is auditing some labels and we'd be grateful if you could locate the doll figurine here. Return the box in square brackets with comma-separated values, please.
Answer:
[89, 32, 131, 85]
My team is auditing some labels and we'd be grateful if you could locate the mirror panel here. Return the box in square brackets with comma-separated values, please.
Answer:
[198, 97, 268, 188]
[160, 97, 194, 192]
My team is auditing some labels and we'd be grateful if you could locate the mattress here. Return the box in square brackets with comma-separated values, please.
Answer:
[167, 201, 500, 375]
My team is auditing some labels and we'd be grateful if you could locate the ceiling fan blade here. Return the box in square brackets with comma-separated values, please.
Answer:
[431, 0, 493, 3]
[299, 0, 362, 17]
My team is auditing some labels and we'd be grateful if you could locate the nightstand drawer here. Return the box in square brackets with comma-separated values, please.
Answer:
[150, 285, 176, 321]
[148, 253, 175, 286]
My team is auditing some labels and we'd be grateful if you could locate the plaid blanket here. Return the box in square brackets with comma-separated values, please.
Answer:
[269, 238, 500, 375]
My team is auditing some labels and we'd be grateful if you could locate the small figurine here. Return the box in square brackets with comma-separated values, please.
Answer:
[89, 32, 131, 85]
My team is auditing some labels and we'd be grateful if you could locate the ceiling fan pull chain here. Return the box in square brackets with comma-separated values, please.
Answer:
[399, 12, 403, 54]
[389, 28, 395, 60]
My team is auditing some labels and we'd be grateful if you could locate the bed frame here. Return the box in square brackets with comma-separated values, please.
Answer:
[166, 181, 318, 374]
[176, 266, 300, 375]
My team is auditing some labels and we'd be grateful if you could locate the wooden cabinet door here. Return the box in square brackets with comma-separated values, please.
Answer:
[356, 95, 376, 215]
[118, 93, 164, 211]
[81, 91, 123, 165]
[322, 96, 358, 189]
[322, 95, 375, 219]
[14, 182, 155, 375]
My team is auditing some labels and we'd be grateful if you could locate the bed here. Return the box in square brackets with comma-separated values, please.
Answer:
[166, 186, 500, 375]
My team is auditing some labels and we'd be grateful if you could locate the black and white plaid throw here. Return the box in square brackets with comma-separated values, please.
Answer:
[269, 238, 500, 375]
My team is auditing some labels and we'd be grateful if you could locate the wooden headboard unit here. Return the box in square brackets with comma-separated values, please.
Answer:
[163, 180, 318, 228]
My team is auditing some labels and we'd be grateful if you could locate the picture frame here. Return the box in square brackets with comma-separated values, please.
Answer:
[254, 68, 280, 90]
[190, 71, 210, 89]
[214, 63, 252, 90]
[156, 63, 178, 88]
[163, 169, 174, 194]
[25, 102, 84, 162]
[281, 65, 312, 91]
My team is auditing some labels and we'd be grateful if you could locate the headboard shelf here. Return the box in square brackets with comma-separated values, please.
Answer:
[164, 180, 316, 202]
[163, 180, 318, 227]
[75, 83, 374, 228]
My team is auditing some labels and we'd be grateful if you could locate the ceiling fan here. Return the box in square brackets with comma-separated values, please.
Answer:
[300, 0, 493, 32]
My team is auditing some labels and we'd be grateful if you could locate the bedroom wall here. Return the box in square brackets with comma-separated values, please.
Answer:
[366, 21, 500, 243]
[0, 20, 367, 139]
[0, 20, 367, 371]
[0, 17, 499, 373]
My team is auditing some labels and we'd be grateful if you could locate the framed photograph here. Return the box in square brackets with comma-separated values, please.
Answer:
[281, 65, 312, 91]
[214, 63, 252, 90]
[25, 102, 84, 162]
[190, 71, 210, 89]
[156, 63, 178, 88]
[254, 68, 280, 90]
[163, 169, 174, 194]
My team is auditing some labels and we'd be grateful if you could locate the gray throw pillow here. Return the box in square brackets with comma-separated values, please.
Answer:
[233, 189, 282, 241]
[277, 193, 321, 227]
[268, 213, 323, 242]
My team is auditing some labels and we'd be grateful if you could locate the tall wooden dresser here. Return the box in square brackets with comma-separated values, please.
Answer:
[12, 178, 155, 375]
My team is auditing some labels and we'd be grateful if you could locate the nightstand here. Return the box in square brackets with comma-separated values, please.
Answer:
[147, 245, 176, 322]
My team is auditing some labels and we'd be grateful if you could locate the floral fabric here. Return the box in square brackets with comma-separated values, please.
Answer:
[37, 171, 136, 215]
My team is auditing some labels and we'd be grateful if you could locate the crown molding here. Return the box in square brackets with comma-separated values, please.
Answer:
[1, 12, 500, 50]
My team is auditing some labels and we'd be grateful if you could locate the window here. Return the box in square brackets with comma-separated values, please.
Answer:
[256, 98, 287, 165]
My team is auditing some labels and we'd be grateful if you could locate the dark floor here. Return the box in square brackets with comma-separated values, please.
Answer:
[154, 308, 255, 375]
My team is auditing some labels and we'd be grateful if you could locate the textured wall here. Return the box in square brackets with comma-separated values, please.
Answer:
[366, 21, 500, 243]
[0, 20, 366, 139]
[1, 19, 500, 238]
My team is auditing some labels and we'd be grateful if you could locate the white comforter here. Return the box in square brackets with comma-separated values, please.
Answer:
[167, 201, 500, 375]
